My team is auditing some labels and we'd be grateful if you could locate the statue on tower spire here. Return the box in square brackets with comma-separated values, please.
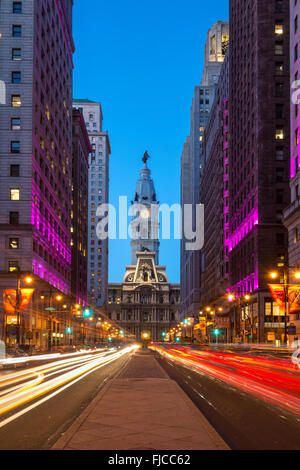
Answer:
[142, 151, 150, 165]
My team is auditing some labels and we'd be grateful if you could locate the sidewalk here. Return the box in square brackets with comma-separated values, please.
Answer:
[52, 350, 229, 450]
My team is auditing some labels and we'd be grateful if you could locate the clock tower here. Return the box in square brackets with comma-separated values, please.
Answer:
[130, 152, 160, 265]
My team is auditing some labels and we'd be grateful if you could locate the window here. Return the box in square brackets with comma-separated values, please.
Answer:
[10, 165, 20, 177]
[276, 189, 284, 204]
[275, 83, 284, 97]
[8, 261, 19, 272]
[276, 104, 284, 119]
[275, 127, 284, 140]
[295, 44, 298, 62]
[11, 95, 21, 107]
[10, 188, 20, 200]
[276, 233, 285, 245]
[12, 71, 21, 84]
[12, 48, 21, 60]
[12, 25, 22, 37]
[9, 212, 19, 225]
[275, 23, 284, 35]
[13, 2, 22, 13]
[275, 41, 284, 55]
[276, 168, 284, 182]
[276, 147, 284, 160]
[275, 62, 283, 75]
[294, 228, 298, 244]
[264, 301, 272, 316]
[11, 141, 20, 153]
[9, 238, 19, 249]
[11, 118, 21, 130]
[210, 35, 216, 55]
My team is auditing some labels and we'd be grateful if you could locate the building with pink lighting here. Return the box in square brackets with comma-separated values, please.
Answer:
[0, 0, 75, 346]
[71, 109, 91, 308]
[228, 0, 290, 343]
[283, 0, 300, 344]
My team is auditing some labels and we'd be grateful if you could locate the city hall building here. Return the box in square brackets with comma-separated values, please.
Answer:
[107, 154, 180, 342]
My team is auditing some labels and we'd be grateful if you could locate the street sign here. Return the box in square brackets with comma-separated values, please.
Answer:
[45, 307, 56, 311]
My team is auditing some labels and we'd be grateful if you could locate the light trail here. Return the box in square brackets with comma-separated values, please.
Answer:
[0, 345, 139, 427]
[151, 344, 300, 416]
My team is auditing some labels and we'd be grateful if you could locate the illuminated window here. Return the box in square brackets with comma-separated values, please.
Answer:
[10, 188, 20, 200]
[8, 261, 19, 272]
[9, 238, 19, 249]
[210, 35, 216, 55]
[294, 227, 298, 244]
[11, 95, 21, 107]
[275, 23, 284, 35]
[275, 127, 284, 140]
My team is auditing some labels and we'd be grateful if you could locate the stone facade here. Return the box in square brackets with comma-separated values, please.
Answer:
[72, 100, 111, 308]
[107, 251, 180, 342]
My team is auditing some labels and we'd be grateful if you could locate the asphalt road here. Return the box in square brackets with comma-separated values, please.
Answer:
[156, 354, 300, 450]
[0, 349, 131, 450]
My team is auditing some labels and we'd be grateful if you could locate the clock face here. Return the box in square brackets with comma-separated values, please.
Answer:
[140, 209, 150, 220]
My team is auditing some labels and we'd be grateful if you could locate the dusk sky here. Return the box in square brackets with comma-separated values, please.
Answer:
[72, 0, 229, 283]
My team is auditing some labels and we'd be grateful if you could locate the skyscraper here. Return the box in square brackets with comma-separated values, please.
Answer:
[180, 21, 229, 321]
[228, 0, 290, 343]
[72, 100, 111, 308]
[71, 109, 91, 308]
[283, 0, 300, 343]
[0, 0, 74, 346]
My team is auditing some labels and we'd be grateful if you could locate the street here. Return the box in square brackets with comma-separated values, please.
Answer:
[0, 345, 136, 450]
[151, 344, 300, 450]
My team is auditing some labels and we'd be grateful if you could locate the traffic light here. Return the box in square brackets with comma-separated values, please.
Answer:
[66, 327, 72, 334]
[83, 309, 91, 318]
[214, 329, 220, 336]
[176, 337, 180, 342]
[161, 332, 166, 338]
[108, 337, 112, 342]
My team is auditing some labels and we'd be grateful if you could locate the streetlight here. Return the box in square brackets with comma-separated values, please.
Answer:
[15, 274, 34, 346]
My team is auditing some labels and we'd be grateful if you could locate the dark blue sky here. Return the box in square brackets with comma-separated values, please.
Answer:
[72, 0, 229, 283]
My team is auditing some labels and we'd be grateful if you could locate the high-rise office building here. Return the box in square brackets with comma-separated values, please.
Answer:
[71, 109, 91, 308]
[72, 100, 111, 308]
[180, 21, 229, 320]
[228, 0, 290, 343]
[200, 54, 230, 326]
[283, 0, 300, 343]
[0, 0, 74, 346]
